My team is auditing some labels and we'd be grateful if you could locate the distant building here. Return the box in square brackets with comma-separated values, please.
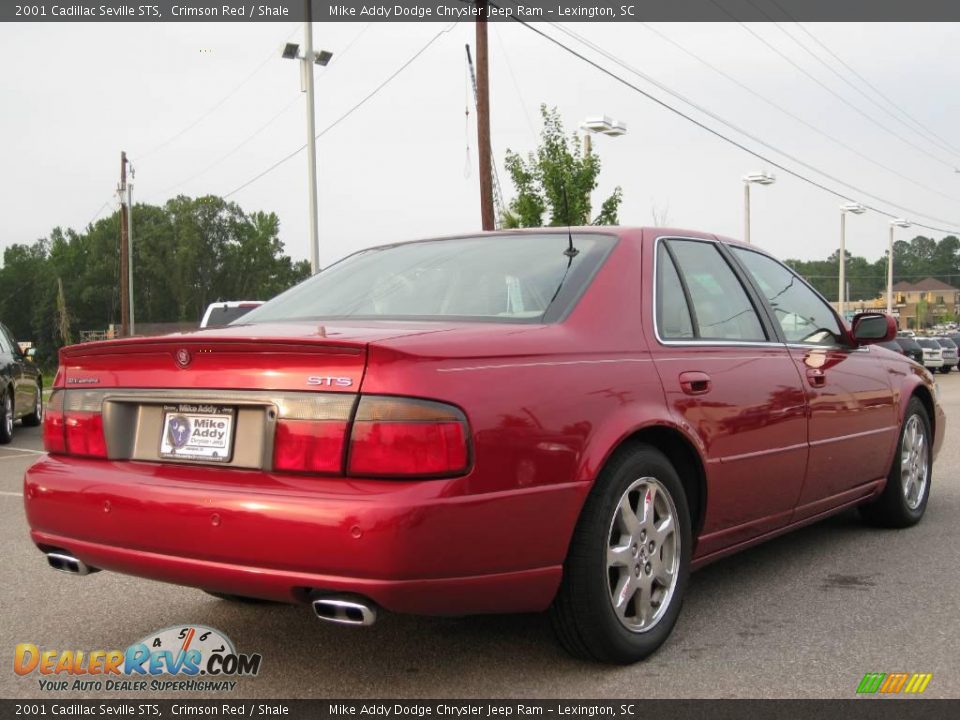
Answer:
[890, 278, 960, 329]
[828, 277, 960, 329]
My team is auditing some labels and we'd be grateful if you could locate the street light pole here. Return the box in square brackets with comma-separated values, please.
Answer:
[838, 202, 866, 318]
[742, 171, 775, 245]
[303, 1, 319, 274]
[744, 183, 751, 245]
[281, 16, 332, 275]
[887, 219, 911, 317]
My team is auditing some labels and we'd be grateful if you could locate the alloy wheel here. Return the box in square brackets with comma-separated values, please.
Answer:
[901, 414, 929, 511]
[3, 393, 11, 437]
[606, 477, 680, 633]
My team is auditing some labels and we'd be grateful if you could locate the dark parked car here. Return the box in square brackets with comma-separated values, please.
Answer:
[893, 336, 924, 364]
[25, 228, 944, 664]
[0, 322, 43, 443]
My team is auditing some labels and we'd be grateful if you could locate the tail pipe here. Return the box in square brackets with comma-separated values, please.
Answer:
[46, 552, 98, 576]
[312, 596, 378, 627]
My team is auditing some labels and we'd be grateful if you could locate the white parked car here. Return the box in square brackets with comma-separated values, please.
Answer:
[199, 301, 264, 328]
[915, 337, 945, 371]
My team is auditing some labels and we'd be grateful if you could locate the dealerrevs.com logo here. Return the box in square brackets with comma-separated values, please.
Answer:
[14, 625, 262, 693]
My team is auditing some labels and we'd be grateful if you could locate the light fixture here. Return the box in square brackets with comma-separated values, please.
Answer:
[314, 50, 333, 66]
[281, 42, 300, 59]
[841, 202, 867, 214]
[743, 170, 776, 185]
[891, 218, 911, 228]
[580, 116, 628, 137]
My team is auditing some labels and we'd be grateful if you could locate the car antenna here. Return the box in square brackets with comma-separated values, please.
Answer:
[562, 185, 579, 258]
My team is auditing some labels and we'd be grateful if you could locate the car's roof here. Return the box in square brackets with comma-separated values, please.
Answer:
[361, 227, 750, 251]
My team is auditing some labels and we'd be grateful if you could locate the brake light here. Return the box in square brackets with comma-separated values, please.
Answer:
[43, 387, 107, 458]
[64, 411, 107, 458]
[42, 390, 66, 454]
[273, 420, 348, 474]
[347, 397, 469, 478]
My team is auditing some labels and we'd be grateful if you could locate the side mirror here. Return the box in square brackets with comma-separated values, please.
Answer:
[852, 313, 896, 345]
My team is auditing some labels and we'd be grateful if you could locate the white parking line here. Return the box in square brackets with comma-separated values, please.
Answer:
[0, 453, 39, 461]
[0, 491, 23, 497]
[1, 447, 44, 455]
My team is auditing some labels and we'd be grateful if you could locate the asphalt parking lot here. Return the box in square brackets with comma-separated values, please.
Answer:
[2, 376, 959, 700]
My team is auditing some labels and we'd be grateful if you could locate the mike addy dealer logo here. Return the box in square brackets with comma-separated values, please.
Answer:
[14, 625, 262, 693]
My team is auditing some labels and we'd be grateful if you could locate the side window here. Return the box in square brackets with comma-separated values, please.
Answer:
[656, 246, 694, 339]
[732, 248, 844, 346]
[0, 328, 9, 354]
[665, 240, 766, 342]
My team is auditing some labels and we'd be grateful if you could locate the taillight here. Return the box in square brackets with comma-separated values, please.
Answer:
[347, 396, 469, 478]
[64, 411, 107, 458]
[42, 389, 66, 454]
[271, 394, 355, 475]
[43, 388, 107, 458]
[273, 420, 348, 474]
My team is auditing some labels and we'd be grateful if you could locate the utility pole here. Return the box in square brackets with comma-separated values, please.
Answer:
[304, 0, 320, 273]
[118, 151, 130, 337]
[465, 44, 503, 226]
[127, 174, 135, 335]
[475, 1, 495, 231]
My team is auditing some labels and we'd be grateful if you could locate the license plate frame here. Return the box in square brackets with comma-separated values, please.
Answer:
[158, 404, 236, 464]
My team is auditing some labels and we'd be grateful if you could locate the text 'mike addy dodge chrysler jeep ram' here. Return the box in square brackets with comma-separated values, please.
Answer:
[24, 228, 943, 663]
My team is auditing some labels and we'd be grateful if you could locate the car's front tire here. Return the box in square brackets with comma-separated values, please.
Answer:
[550, 444, 692, 664]
[859, 397, 932, 528]
[0, 387, 13, 444]
[21, 384, 42, 427]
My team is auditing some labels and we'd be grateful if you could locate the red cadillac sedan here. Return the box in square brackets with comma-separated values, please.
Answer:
[24, 228, 942, 663]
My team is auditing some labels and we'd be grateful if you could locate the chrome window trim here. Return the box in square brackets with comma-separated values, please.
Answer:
[651, 235, 779, 348]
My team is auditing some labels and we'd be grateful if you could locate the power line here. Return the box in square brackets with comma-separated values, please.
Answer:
[706, 0, 958, 173]
[223, 24, 455, 200]
[498, 13, 960, 235]
[747, 0, 960, 164]
[763, 0, 960, 161]
[637, 23, 960, 206]
[134, 23, 300, 162]
[542, 21, 960, 229]
[84, 199, 114, 228]
[149, 95, 304, 202]
[492, 23, 536, 139]
[147, 24, 374, 202]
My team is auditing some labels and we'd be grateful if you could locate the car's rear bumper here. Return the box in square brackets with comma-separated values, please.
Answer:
[24, 456, 587, 615]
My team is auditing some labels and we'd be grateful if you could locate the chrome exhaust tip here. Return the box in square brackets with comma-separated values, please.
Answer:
[46, 552, 97, 576]
[312, 596, 377, 626]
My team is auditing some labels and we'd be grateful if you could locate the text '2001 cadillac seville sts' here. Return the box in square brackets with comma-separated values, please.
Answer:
[24, 228, 943, 663]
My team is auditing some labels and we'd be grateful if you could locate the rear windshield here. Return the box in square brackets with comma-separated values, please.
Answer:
[936, 338, 957, 349]
[207, 306, 259, 326]
[242, 234, 615, 324]
[917, 339, 939, 349]
[896, 338, 921, 350]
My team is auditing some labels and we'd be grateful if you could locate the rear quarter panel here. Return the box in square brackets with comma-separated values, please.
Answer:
[358, 231, 687, 560]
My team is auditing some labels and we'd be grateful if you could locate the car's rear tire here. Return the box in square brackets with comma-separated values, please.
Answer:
[550, 444, 692, 664]
[21, 384, 42, 427]
[0, 388, 13, 444]
[859, 397, 932, 528]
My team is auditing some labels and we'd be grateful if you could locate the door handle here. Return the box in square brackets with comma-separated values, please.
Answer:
[806, 368, 826, 388]
[679, 371, 712, 395]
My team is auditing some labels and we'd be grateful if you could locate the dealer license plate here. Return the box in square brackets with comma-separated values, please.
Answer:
[158, 404, 235, 463]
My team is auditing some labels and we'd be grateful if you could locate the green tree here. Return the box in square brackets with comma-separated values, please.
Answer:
[0, 195, 311, 362]
[503, 105, 622, 228]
